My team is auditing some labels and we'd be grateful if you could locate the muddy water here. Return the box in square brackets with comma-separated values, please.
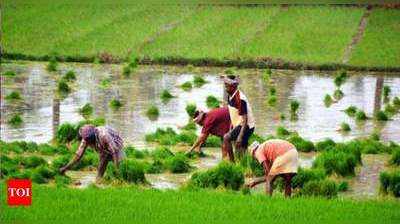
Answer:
[2, 62, 400, 144]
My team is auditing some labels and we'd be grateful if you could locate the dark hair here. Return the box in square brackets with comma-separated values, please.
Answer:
[193, 110, 200, 119]
[227, 75, 236, 80]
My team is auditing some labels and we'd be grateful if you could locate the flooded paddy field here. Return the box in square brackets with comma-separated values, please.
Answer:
[1, 61, 400, 198]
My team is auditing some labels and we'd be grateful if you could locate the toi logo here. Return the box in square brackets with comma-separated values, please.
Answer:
[7, 179, 32, 206]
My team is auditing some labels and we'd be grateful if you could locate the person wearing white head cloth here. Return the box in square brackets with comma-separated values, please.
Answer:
[246, 139, 299, 197]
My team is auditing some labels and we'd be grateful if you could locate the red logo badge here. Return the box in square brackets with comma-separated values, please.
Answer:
[7, 179, 32, 206]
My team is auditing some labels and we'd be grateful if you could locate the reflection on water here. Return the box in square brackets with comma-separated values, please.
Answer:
[1, 62, 400, 145]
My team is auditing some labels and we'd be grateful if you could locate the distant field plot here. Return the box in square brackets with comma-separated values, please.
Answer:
[349, 9, 400, 68]
[2, 1, 193, 57]
[238, 6, 364, 65]
[141, 6, 279, 59]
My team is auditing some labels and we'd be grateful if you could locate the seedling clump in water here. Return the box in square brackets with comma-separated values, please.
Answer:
[206, 95, 220, 109]
[180, 81, 193, 91]
[109, 98, 123, 110]
[5, 91, 22, 102]
[344, 106, 357, 117]
[340, 122, 351, 132]
[193, 75, 207, 87]
[146, 105, 160, 120]
[79, 103, 94, 119]
[375, 110, 389, 121]
[185, 103, 196, 117]
[160, 90, 175, 103]
[63, 70, 76, 82]
[8, 114, 23, 126]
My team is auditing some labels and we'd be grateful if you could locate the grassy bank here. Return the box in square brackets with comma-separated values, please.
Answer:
[2, 1, 399, 70]
[1, 183, 400, 223]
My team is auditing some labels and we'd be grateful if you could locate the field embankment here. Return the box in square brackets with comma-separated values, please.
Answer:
[2, 1, 400, 71]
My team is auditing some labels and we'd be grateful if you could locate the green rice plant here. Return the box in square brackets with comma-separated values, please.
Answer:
[180, 81, 193, 91]
[276, 126, 290, 137]
[383, 85, 391, 101]
[338, 181, 349, 192]
[300, 180, 338, 198]
[21, 156, 47, 169]
[390, 149, 400, 166]
[384, 103, 397, 116]
[2, 71, 16, 77]
[287, 135, 315, 152]
[109, 98, 123, 110]
[47, 56, 58, 72]
[146, 105, 159, 120]
[124, 146, 148, 159]
[160, 89, 174, 103]
[55, 175, 72, 187]
[145, 159, 165, 174]
[181, 121, 197, 131]
[56, 122, 77, 144]
[315, 138, 336, 151]
[333, 89, 344, 100]
[8, 114, 23, 126]
[100, 78, 112, 89]
[151, 146, 174, 160]
[290, 100, 300, 115]
[269, 86, 277, 96]
[177, 130, 197, 145]
[79, 103, 94, 119]
[224, 68, 235, 75]
[122, 65, 132, 77]
[262, 70, 271, 83]
[344, 106, 357, 117]
[145, 128, 179, 146]
[63, 70, 76, 82]
[204, 135, 222, 147]
[193, 75, 207, 87]
[393, 97, 400, 108]
[189, 161, 244, 191]
[267, 95, 277, 107]
[313, 149, 359, 177]
[239, 154, 264, 177]
[57, 80, 71, 94]
[340, 122, 351, 132]
[379, 171, 400, 197]
[355, 110, 368, 121]
[206, 95, 220, 109]
[128, 54, 138, 69]
[5, 91, 22, 101]
[375, 110, 389, 121]
[52, 155, 71, 171]
[185, 103, 196, 118]
[77, 117, 106, 129]
[165, 153, 191, 173]
[333, 70, 347, 88]
[106, 159, 146, 184]
[323, 94, 333, 107]
[292, 168, 327, 189]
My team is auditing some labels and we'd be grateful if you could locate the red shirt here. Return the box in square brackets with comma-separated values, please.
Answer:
[201, 107, 231, 137]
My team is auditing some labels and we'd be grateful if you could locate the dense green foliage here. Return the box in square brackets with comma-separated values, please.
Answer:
[380, 171, 400, 197]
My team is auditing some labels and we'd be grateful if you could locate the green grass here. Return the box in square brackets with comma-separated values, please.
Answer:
[349, 9, 400, 67]
[1, 183, 400, 224]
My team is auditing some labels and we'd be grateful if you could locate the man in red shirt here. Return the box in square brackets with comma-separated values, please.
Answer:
[187, 106, 231, 156]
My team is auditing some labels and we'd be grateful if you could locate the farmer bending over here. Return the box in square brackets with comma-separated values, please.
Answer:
[187, 106, 230, 156]
[246, 139, 298, 197]
[59, 125, 125, 180]
[222, 75, 255, 161]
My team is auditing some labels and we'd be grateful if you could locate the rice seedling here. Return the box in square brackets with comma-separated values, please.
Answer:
[379, 171, 400, 197]
[340, 122, 351, 132]
[8, 114, 23, 126]
[355, 110, 368, 121]
[99, 78, 112, 89]
[165, 153, 191, 173]
[121, 65, 132, 77]
[145, 159, 166, 174]
[204, 135, 222, 147]
[390, 149, 400, 166]
[333, 70, 347, 88]
[269, 86, 277, 96]
[393, 97, 400, 108]
[124, 146, 148, 159]
[287, 135, 315, 152]
[193, 75, 207, 87]
[279, 113, 286, 120]
[109, 98, 123, 110]
[344, 106, 357, 117]
[160, 89, 174, 103]
[47, 56, 58, 72]
[63, 70, 76, 82]
[224, 68, 235, 75]
[128, 54, 138, 69]
[383, 85, 391, 102]
[57, 80, 70, 94]
[181, 121, 197, 131]
[146, 105, 159, 120]
[239, 154, 264, 177]
[206, 95, 220, 109]
[5, 91, 22, 102]
[55, 175, 72, 187]
[300, 180, 338, 198]
[324, 94, 333, 107]
[267, 95, 277, 107]
[189, 161, 244, 191]
[79, 103, 94, 119]
[185, 103, 196, 118]
[180, 81, 193, 91]
[106, 159, 146, 184]
[333, 89, 344, 100]
[2, 71, 16, 77]
[56, 122, 78, 144]
[262, 69, 271, 83]
[375, 110, 389, 121]
[21, 156, 47, 169]
[290, 100, 300, 120]
[150, 147, 174, 160]
[313, 147, 360, 177]
[276, 126, 290, 137]
[338, 181, 349, 192]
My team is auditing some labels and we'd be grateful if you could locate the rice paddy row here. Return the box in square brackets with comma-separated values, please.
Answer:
[3, 1, 400, 69]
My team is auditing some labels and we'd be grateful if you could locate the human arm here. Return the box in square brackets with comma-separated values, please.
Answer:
[60, 140, 87, 174]
[235, 114, 248, 148]
[246, 161, 271, 188]
[188, 132, 209, 153]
